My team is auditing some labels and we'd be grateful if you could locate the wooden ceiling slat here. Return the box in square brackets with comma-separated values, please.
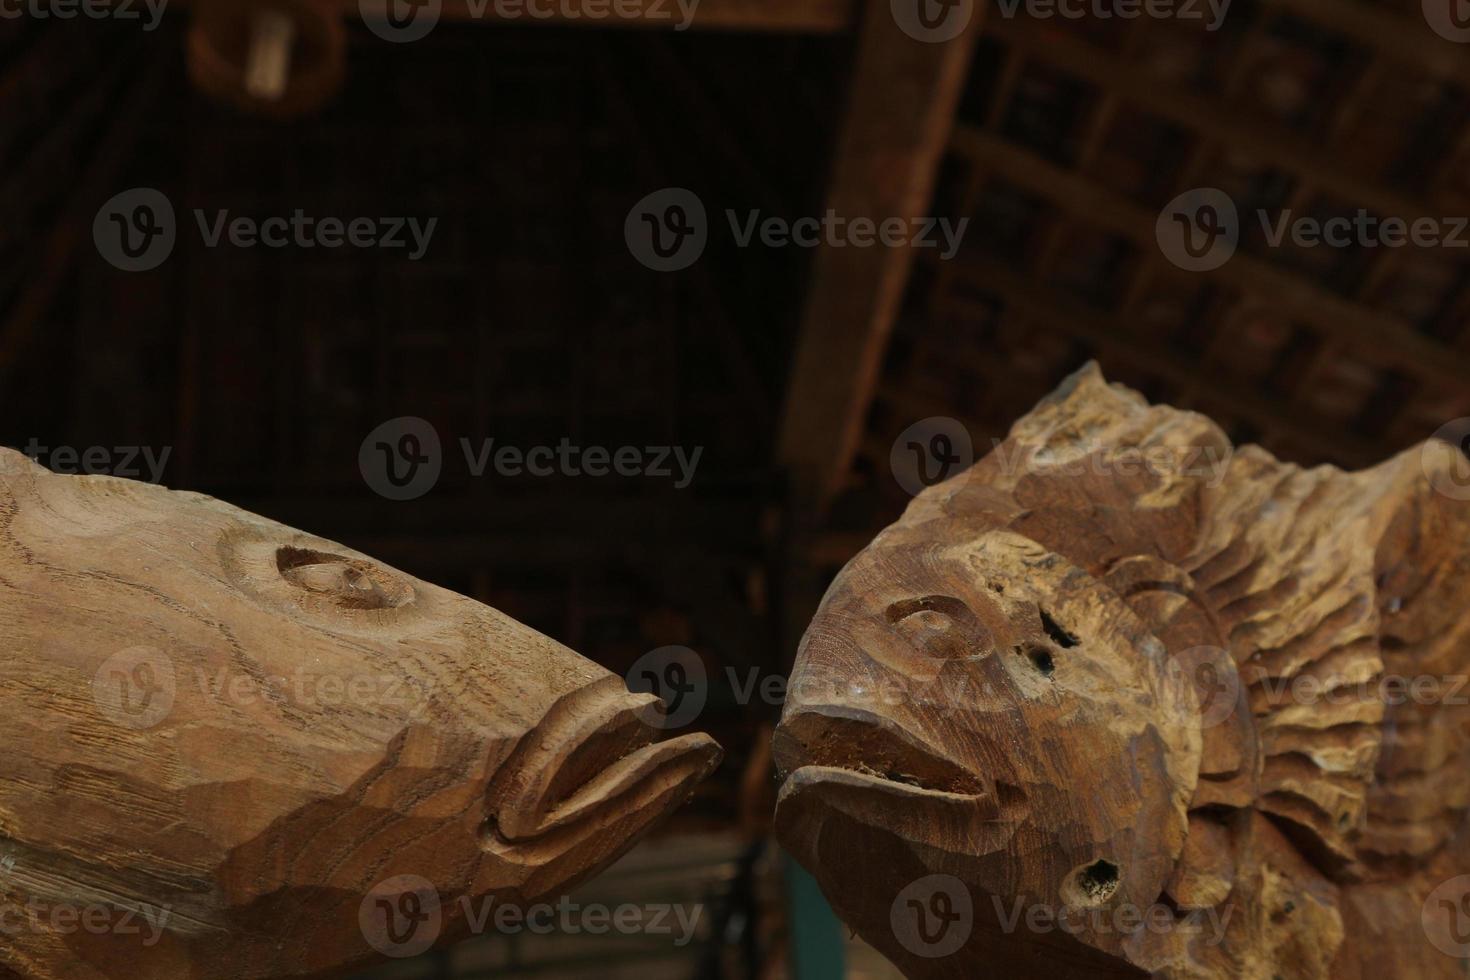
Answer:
[987, 17, 1467, 223]
[1261, 0, 1470, 90]
[949, 258, 1383, 465]
[950, 125, 1470, 391]
[176, 0, 861, 33]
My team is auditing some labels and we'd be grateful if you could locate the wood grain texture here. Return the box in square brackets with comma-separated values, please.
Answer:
[774, 363, 1470, 978]
[0, 449, 720, 978]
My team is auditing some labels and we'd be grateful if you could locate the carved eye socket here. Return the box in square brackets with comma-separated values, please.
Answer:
[885, 595, 972, 625]
[885, 595, 992, 660]
[276, 547, 412, 610]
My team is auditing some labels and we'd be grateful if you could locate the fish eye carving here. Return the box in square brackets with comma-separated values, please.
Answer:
[275, 546, 412, 610]
[885, 594, 972, 625]
[885, 595, 993, 661]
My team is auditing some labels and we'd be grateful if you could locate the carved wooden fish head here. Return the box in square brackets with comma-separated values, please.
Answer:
[0, 449, 721, 978]
[774, 518, 1202, 976]
[774, 364, 1470, 979]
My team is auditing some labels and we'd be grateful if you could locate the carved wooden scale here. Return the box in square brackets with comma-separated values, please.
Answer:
[775, 364, 1470, 978]
[0, 449, 719, 978]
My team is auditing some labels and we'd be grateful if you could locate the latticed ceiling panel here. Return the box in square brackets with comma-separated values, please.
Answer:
[842, 2, 1470, 527]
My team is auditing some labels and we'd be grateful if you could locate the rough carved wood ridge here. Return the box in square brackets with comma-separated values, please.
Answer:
[775, 363, 1470, 979]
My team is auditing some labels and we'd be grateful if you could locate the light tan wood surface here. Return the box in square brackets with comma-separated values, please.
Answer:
[0, 449, 720, 978]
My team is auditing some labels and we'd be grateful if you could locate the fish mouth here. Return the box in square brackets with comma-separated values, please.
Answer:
[773, 705, 1025, 855]
[481, 677, 721, 855]
[773, 704, 991, 798]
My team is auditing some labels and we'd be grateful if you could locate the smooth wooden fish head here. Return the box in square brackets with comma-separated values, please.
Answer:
[0, 449, 721, 978]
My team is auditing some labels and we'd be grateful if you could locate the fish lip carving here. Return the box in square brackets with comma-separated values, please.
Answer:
[483, 677, 721, 849]
[779, 764, 988, 805]
[773, 705, 991, 798]
[773, 764, 1022, 865]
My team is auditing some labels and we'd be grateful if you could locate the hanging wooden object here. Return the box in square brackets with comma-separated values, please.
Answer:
[774, 363, 1470, 979]
[0, 449, 720, 978]
[187, 0, 347, 117]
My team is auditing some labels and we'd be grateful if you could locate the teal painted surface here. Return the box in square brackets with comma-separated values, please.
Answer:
[784, 854, 846, 980]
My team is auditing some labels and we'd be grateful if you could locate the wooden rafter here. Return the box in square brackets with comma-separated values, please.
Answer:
[950, 126, 1470, 391]
[947, 258, 1383, 465]
[778, 0, 980, 512]
[173, 0, 857, 33]
[986, 17, 1467, 222]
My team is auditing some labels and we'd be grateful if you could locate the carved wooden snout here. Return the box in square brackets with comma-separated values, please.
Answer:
[482, 677, 721, 850]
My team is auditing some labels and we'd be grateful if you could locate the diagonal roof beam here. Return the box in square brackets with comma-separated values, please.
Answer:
[778, 0, 979, 514]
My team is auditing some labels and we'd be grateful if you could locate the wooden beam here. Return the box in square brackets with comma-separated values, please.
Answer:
[945, 258, 1384, 466]
[1263, 0, 1470, 90]
[949, 126, 1470, 391]
[436, 0, 853, 30]
[0, 53, 165, 382]
[778, 0, 980, 512]
[175, 0, 857, 33]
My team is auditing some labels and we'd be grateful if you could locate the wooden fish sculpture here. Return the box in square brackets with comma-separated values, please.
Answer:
[774, 364, 1470, 979]
[0, 448, 720, 979]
